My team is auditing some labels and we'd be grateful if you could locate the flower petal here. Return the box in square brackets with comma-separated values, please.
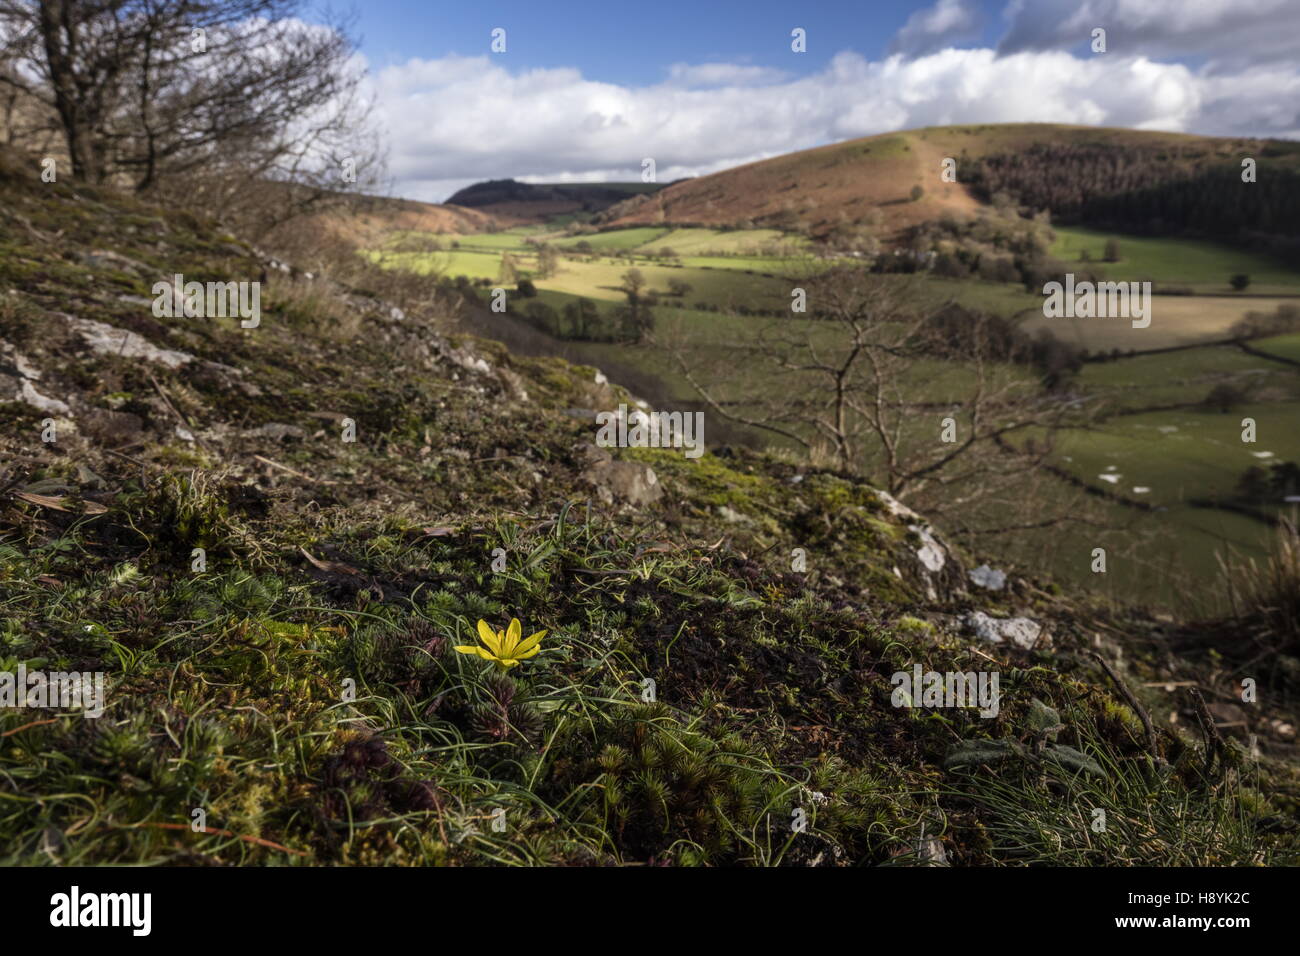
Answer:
[503, 618, 522, 655]
[514, 645, 541, 660]
[513, 630, 547, 657]
[477, 619, 501, 655]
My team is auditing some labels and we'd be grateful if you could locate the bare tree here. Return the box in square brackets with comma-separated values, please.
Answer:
[661, 269, 1073, 518]
[0, 0, 384, 231]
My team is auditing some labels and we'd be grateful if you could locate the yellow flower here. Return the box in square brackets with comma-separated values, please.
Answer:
[455, 618, 546, 671]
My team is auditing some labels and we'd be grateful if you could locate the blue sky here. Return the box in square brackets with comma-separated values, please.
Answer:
[336, 0, 1300, 201]
[352, 1, 1002, 86]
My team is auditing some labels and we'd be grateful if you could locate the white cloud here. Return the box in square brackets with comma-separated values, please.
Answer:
[371, 48, 1300, 203]
[890, 0, 984, 57]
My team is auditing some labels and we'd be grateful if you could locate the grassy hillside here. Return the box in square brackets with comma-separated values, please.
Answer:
[602, 123, 1300, 241]
[603, 128, 980, 239]
[3, 143, 1297, 867]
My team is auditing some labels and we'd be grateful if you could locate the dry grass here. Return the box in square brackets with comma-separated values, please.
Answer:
[1223, 519, 1300, 651]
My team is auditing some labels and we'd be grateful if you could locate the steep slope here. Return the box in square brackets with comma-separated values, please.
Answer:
[1, 145, 1296, 866]
[602, 123, 1299, 241]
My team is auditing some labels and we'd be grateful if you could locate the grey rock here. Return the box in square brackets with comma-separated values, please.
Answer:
[910, 524, 946, 572]
[966, 611, 1043, 650]
[59, 313, 192, 369]
[968, 564, 1007, 591]
[913, 836, 949, 866]
[580, 445, 662, 506]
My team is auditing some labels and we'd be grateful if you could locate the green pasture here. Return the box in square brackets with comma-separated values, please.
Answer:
[551, 227, 672, 250]
[637, 227, 805, 255]
[1050, 225, 1300, 294]
[1051, 403, 1300, 510]
[1078, 345, 1300, 410]
[1253, 333, 1300, 364]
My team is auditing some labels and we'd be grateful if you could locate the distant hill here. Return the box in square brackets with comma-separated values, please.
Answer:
[598, 123, 1300, 242]
[294, 192, 495, 245]
[280, 180, 664, 245]
[445, 178, 665, 224]
[447, 178, 663, 207]
[323, 125, 1300, 245]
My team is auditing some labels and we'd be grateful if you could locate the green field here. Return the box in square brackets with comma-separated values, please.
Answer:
[1050, 225, 1300, 294]
[1255, 332, 1300, 363]
[1078, 344, 1300, 410]
[552, 227, 673, 250]
[992, 490, 1285, 611]
[1053, 404, 1300, 508]
[992, 400, 1300, 607]
[441, 233, 535, 251]
[637, 227, 807, 256]
[368, 248, 502, 280]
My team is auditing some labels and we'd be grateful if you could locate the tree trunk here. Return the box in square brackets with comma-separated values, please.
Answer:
[38, 0, 100, 182]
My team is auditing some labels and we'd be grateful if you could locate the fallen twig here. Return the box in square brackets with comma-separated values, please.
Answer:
[1, 718, 60, 737]
[120, 821, 308, 857]
[1090, 650, 1159, 757]
[253, 454, 337, 485]
[1188, 686, 1227, 781]
[12, 491, 108, 514]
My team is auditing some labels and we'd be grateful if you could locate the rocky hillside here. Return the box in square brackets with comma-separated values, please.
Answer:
[0, 144, 1295, 865]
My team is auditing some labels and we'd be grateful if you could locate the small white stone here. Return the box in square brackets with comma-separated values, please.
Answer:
[968, 564, 1006, 591]
[910, 524, 945, 572]
[19, 380, 71, 415]
[966, 611, 1041, 650]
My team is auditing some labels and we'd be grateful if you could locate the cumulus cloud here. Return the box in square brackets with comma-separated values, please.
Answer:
[997, 0, 1300, 69]
[890, 0, 984, 57]
[372, 47, 1300, 202]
